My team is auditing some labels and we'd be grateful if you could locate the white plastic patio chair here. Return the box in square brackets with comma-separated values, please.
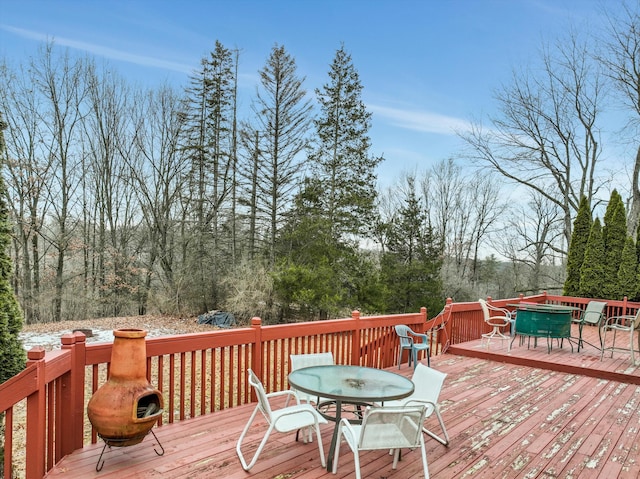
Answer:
[332, 405, 430, 479]
[601, 309, 640, 365]
[289, 352, 334, 441]
[395, 324, 430, 369]
[236, 369, 327, 471]
[289, 352, 335, 404]
[479, 299, 513, 351]
[383, 363, 449, 446]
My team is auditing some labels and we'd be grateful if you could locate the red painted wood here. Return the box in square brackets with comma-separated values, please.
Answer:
[13, 298, 640, 478]
[41, 352, 640, 479]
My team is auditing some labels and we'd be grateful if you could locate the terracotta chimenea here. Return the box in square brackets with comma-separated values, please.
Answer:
[87, 328, 164, 469]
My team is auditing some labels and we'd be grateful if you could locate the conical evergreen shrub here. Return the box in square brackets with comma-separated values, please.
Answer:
[579, 217, 606, 299]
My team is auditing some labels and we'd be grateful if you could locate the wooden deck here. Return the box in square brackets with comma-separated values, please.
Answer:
[46, 324, 640, 478]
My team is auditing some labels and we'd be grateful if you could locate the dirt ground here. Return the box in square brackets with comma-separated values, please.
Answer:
[19, 314, 223, 350]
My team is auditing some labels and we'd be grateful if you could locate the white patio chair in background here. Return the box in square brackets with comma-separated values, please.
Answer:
[289, 352, 335, 404]
[479, 298, 513, 351]
[236, 369, 327, 471]
[383, 363, 449, 446]
[289, 351, 334, 441]
[332, 405, 430, 479]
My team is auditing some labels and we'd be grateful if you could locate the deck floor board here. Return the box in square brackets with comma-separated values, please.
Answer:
[45, 324, 640, 478]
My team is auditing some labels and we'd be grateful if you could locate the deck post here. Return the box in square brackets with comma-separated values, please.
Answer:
[250, 317, 262, 400]
[444, 298, 453, 348]
[25, 347, 46, 479]
[419, 307, 427, 333]
[60, 332, 86, 456]
[350, 310, 361, 366]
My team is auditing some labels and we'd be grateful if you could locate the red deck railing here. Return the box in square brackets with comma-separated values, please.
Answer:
[2, 293, 639, 478]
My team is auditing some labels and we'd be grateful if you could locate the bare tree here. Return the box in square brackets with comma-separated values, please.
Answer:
[423, 158, 507, 297]
[124, 85, 187, 314]
[252, 44, 312, 263]
[461, 31, 604, 247]
[494, 191, 565, 293]
[600, 2, 640, 236]
[30, 44, 88, 322]
[0, 59, 54, 323]
[238, 124, 262, 260]
[83, 63, 138, 316]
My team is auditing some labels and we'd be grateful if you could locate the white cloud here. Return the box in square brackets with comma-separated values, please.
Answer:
[368, 103, 472, 136]
[1, 25, 193, 74]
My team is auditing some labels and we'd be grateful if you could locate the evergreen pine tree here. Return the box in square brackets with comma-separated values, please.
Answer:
[617, 236, 638, 300]
[563, 196, 592, 296]
[602, 190, 627, 298]
[579, 217, 606, 298]
[254, 44, 312, 263]
[380, 175, 443, 314]
[636, 222, 640, 265]
[0, 112, 25, 384]
[307, 44, 383, 239]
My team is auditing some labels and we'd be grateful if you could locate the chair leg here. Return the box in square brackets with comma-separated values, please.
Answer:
[332, 424, 343, 473]
[313, 421, 326, 467]
[391, 448, 401, 469]
[423, 408, 449, 446]
[353, 450, 362, 479]
[236, 407, 274, 471]
[419, 436, 430, 479]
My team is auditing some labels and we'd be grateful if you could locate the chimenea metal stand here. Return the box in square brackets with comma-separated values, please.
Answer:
[95, 428, 165, 472]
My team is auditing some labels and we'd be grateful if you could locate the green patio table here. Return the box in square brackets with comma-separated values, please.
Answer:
[508, 303, 581, 353]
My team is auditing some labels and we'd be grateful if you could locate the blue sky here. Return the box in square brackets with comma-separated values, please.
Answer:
[0, 0, 609, 183]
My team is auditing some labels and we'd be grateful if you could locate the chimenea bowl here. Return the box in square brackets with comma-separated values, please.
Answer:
[87, 328, 164, 446]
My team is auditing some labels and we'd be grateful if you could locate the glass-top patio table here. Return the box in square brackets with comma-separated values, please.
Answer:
[288, 364, 414, 471]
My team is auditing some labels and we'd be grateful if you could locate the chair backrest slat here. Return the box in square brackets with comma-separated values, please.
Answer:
[583, 301, 607, 326]
[358, 406, 426, 450]
[394, 325, 413, 347]
[411, 363, 446, 404]
[290, 352, 334, 370]
[479, 299, 490, 321]
[248, 369, 272, 420]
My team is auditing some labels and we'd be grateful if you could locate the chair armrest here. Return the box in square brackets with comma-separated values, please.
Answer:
[407, 328, 428, 344]
[604, 315, 636, 327]
[486, 316, 511, 326]
[403, 398, 436, 415]
[267, 389, 301, 405]
[337, 417, 358, 442]
[487, 303, 512, 316]
[274, 404, 324, 424]
[412, 332, 429, 344]
[403, 335, 415, 346]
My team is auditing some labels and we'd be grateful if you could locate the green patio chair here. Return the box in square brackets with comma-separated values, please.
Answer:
[395, 325, 430, 369]
[571, 301, 607, 351]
